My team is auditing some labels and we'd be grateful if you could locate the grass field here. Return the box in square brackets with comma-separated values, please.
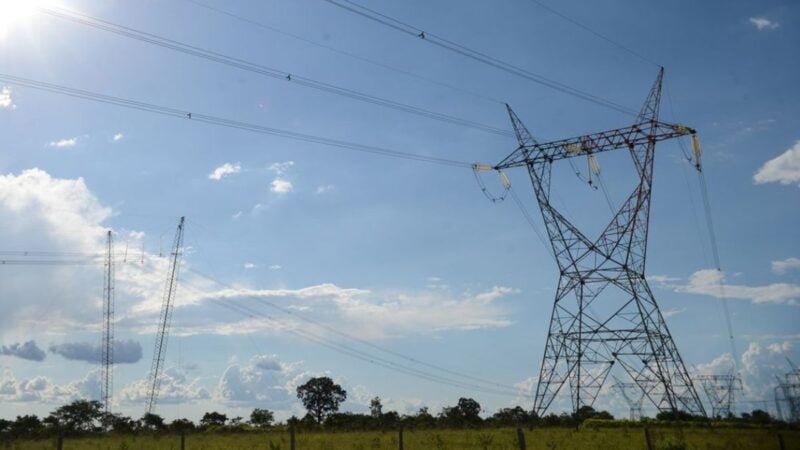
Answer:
[7, 427, 800, 450]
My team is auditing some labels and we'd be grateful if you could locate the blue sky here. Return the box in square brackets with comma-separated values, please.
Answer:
[1, 0, 799, 421]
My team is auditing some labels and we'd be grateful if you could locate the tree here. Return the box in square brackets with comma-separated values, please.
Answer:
[250, 408, 275, 428]
[103, 413, 138, 433]
[296, 376, 347, 424]
[457, 398, 482, 423]
[200, 411, 227, 428]
[141, 412, 165, 430]
[169, 418, 195, 432]
[490, 406, 531, 427]
[369, 397, 383, 418]
[47, 400, 103, 433]
[747, 409, 772, 424]
[10, 415, 42, 437]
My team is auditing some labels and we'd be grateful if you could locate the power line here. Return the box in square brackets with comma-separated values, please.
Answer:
[36, 5, 511, 138]
[0, 74, 473, 169]
[185, 0, 505, 106]
[527, 0, 661, 68]
[322, 0, 639, 116]
[186, 267, 531, 397]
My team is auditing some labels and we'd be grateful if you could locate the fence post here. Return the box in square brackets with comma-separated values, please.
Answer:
[398, 427, 404, 450]
[516, 428, 527, 450]
[56, 434, 64, 450]
[180, 432, 186, 450]
[290, 424, 296, 450]
[778, 433, 786, 450]
[644, 427, 654, 450]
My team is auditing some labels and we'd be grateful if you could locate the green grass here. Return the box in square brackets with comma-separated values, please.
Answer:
[7, 427, 799, 450]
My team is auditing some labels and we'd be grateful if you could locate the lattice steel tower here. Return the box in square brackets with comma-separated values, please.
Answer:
[494, 69, 706, 416]
[696, 374, 741, 418]
[101, 230, 115, 416]
[146, 216, 185, 414]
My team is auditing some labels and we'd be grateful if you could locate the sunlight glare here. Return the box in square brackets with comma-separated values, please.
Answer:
[0, 0, 39, 38]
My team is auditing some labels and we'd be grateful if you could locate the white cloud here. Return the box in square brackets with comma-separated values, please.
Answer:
[772, 257, 800, 274]
[270, 177, 293, 194]
[315, 185, 335, 194]
[749, 16, 780, 31]
[754, 141, 800, 187]
[647, 275, 680, 284]
[186, 284, 518, 339]
[0, 86, 16, 110]
[661, 307, 686, 319]
[269, 161, 294, 175]
[677, 269, 800, 304]
[0, 369, 99, 403]
[0, 341, 46, 362]
[0, 169, 112, 337]
[244, 262, 256, 269]
[208, 162, 241, 181]
[232, 210, 243, 220]
[47, 137, 78, 148]
[214, 354, 301, 406]
[112, 133, 124, 142]
[269, 264, 282, 270]
[118, 366, 210, 404]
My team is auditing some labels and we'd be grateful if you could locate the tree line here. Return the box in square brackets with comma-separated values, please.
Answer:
[0, 376, 787, 439]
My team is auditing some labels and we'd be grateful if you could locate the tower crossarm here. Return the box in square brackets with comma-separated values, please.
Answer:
[495, 121, 695, 170]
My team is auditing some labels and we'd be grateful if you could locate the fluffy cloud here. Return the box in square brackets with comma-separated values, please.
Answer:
[208, 162, 241, 181]
[1, 86, 16, 110]
[0, 369, 99, 403]
[118, 366, 210, 404]
[112, 133, 124, 142]
[47, 137, 78, 148]
[244, 262, 256, 269]
[183, 284, 517, 339]
[772, 257, 800, 274]
[269, 161, 294, 194]
[215, 354, 302, 406]
[0, 341, 46, 362]
[749, 16, 779, 31]
[677, 269, 800, 304]
[49, 339, 143, 364]
[0, 169, 111, 337]
[269, 161, 294, 175]
[754, 141, 800, 187]
[270, 178, 293, 194]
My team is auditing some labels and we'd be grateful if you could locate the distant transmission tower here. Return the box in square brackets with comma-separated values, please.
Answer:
[492, 68, 706, 416]
[146, 216, 185, 414]
[101, 230, 115, 416]
[612, 376, 647, 420]
[776, 359, 800, 423]
[696, 374, 741, 418]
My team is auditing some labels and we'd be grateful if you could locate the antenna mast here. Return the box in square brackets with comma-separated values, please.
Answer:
[101, 230, 115, 417]
[146, 216, 185, 414]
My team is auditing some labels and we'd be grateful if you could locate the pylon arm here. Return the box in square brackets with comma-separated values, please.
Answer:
[495, 121, 695, 170]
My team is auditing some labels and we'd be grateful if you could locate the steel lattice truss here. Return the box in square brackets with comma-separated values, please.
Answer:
[146, 216, 185, 414]
[776, 361, 800, 423]
[697, 374, 741, 418]
[495, 68, 706, 417]
[101, 230, 115, 416]
[613, 376, 649, 420]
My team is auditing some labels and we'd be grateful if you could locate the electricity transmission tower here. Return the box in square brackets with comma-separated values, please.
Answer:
[493, 68, 706, 417]
[101, 230, 115, 416]
[696, 374, 741, 418]
[612, 376, 647, 420]
[146, 216, 185, 414]
[776, 359, 800, 423]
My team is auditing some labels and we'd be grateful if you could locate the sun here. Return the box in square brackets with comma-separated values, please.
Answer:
[0, 0, 39, 38]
